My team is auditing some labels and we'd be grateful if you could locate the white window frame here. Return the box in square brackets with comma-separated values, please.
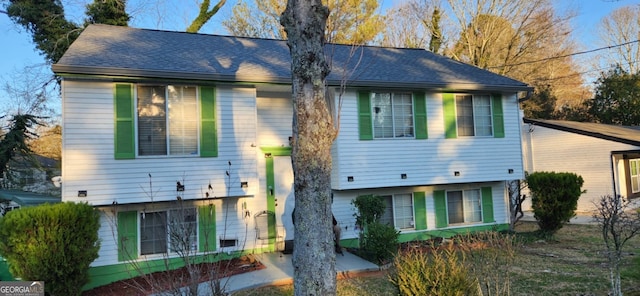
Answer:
[139, 208, 198, 256]
[630, 159, 640, 193]
[446, 189, 482, 224]
[455, 94, 493, 137]
[136, 85, 200, 157]
[379, 193, 415, 230]
[371, 92, 414, 139]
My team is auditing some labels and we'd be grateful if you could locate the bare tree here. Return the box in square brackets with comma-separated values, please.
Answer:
[597, 5, 640, 74]
[593, 195, 640, 296]
[280, 0, 337, 295]
[507, 179, 527, 231]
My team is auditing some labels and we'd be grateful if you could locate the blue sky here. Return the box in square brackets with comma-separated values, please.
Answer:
[0, 0, 637, 113]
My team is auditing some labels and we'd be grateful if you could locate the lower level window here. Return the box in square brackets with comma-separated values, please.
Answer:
[379, 193, 414, 229]
[447, 189, 482, 224]
[140, 208, 197, 255]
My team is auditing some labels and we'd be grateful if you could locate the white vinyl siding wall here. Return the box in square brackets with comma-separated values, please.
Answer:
[62, 81, 259, 205]
[332, 91, 524, 190]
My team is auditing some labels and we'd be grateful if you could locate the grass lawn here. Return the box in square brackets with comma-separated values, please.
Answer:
[233, 221, 640, 296]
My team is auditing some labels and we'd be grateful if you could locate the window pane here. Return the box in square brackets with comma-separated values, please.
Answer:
[140, 212, 167, 255]
[456, 95, 474, 136]
[394, 193, 414, 229]
[378, 195, 394, 226]
[447, 191, 464, 224]
[138, 86, 167, 156]
[393, 93, 414, 137]
[169, 208, 198, 252]
[373, 93, 393, 138]
[168, 86, 198, 155]
[473, 95, 492, 136]
[464, 189, 482, 222]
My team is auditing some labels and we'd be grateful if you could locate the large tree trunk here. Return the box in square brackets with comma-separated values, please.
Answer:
[280, 1, 337, 295]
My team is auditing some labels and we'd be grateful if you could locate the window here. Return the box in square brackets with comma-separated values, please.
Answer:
[137, 85, 198, 156]
[447, 189, 482, 224]
[372, 92, 414, 138]
[379, 193, 415, 229]
[140, 208, 197, 255]
[630, 159, 640, 193]
[455, 94, 492, 137]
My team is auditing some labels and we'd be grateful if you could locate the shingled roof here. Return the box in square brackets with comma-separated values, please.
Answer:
[53, 24, 530, 91]
[524, 118, 640, 146]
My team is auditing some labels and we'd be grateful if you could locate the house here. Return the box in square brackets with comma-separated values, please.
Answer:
[51, 24, 531, 289]
[522, 118, 640, 213]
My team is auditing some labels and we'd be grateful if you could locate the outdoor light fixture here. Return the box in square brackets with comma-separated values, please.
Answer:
[454, 171, 460, 176]
[347, 176, 354, 182]
[78, 190, 87, 197]
[241, 182, 248, 188]
[401, 174, 407, 179]
[508, 169, 514, 174]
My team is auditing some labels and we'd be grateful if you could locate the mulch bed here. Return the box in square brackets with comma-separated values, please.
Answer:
[82, 255, 265, 296]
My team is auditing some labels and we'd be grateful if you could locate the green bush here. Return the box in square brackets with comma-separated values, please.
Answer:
[390, 245, 478, 296]
[361, 222, 399, 264]
[0, 202, 100, 296]
[527, 171, 584, 234]
[351, 194, 386, 228]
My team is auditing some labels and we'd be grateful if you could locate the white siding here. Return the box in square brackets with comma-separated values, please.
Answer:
[256, 92, 292, 147]
[62, 81, 259, 206]
[332, 90, 524, 190]
[521, 124, 639, 212]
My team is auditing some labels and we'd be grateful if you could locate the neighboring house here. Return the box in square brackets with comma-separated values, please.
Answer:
[521, 118, 640, 213]
[51, 24, 530, 289]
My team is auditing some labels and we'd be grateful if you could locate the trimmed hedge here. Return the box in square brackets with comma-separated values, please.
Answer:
[527, 171, 584, 234]
[0, 202, 100, 296]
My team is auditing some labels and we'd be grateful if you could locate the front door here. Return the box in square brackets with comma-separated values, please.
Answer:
[263, 147, 294, 251]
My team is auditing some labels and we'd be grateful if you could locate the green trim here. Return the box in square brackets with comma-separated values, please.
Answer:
[114, 83, 135, 159]
[413, 191, 427, 230]
[433, 190, 448, 228]
[117, 211, 138, 261]
[443, 93, 457, 139]
[198, 205, 217, 252]
[200, 86, 218, 157]
[260, 146, 292, 156]
[492, 94, 505, 138]
[84, 250, 251, 291]
[481, 187, 495, 223]
[339, 223, 510, 247]
[413, 92, 428, 139]
[357, 91, 373, 140]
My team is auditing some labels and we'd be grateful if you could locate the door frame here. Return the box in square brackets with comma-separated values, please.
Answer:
[260, 146, 292, 250]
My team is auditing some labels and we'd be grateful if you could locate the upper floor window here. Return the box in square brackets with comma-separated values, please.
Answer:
[372, 92, 414, 138]
[443, 93, 504, 139]
[137, 85, 199, 156]
[379, 193, 415, 230]
[357, 91, 427, 140]
[456, 94, 492, 137]
[113, 83, 218, 160]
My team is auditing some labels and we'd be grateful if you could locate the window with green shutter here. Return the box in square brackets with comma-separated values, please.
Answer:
[491, 94, 504, 138]
[413, 92, 428, 139]
[443, 93, 504, 138]
[117, 211, 138, 261]
[443, 93, 457, 139]
[357, 91, 373, 140]
[358, 91, 427, 140]
[200, 86, 218, 157]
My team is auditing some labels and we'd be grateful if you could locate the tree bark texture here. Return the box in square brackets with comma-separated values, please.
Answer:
[281, 1, 337, 295]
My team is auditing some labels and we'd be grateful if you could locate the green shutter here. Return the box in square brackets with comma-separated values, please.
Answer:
[481, 187, 495, 223]
[199, 205, 216, 252]
[357, 91, 373, 140]
[433, 190, 448, 228]
[413, 92, 428, 139]
[114, 84, 135, 159]
[492, 94, 505, 138]
[443, 93, 457, 139]
[117, 211, 138, 261]
[413, 191, 427, 230]
[200, 86, 218, 157]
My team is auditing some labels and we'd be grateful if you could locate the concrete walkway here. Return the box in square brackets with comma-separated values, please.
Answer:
[195, 251, 380, 295]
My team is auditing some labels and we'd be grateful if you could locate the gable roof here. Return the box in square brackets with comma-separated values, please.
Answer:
[524, 118, 640, 146]
[52, 24, 530, 92]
